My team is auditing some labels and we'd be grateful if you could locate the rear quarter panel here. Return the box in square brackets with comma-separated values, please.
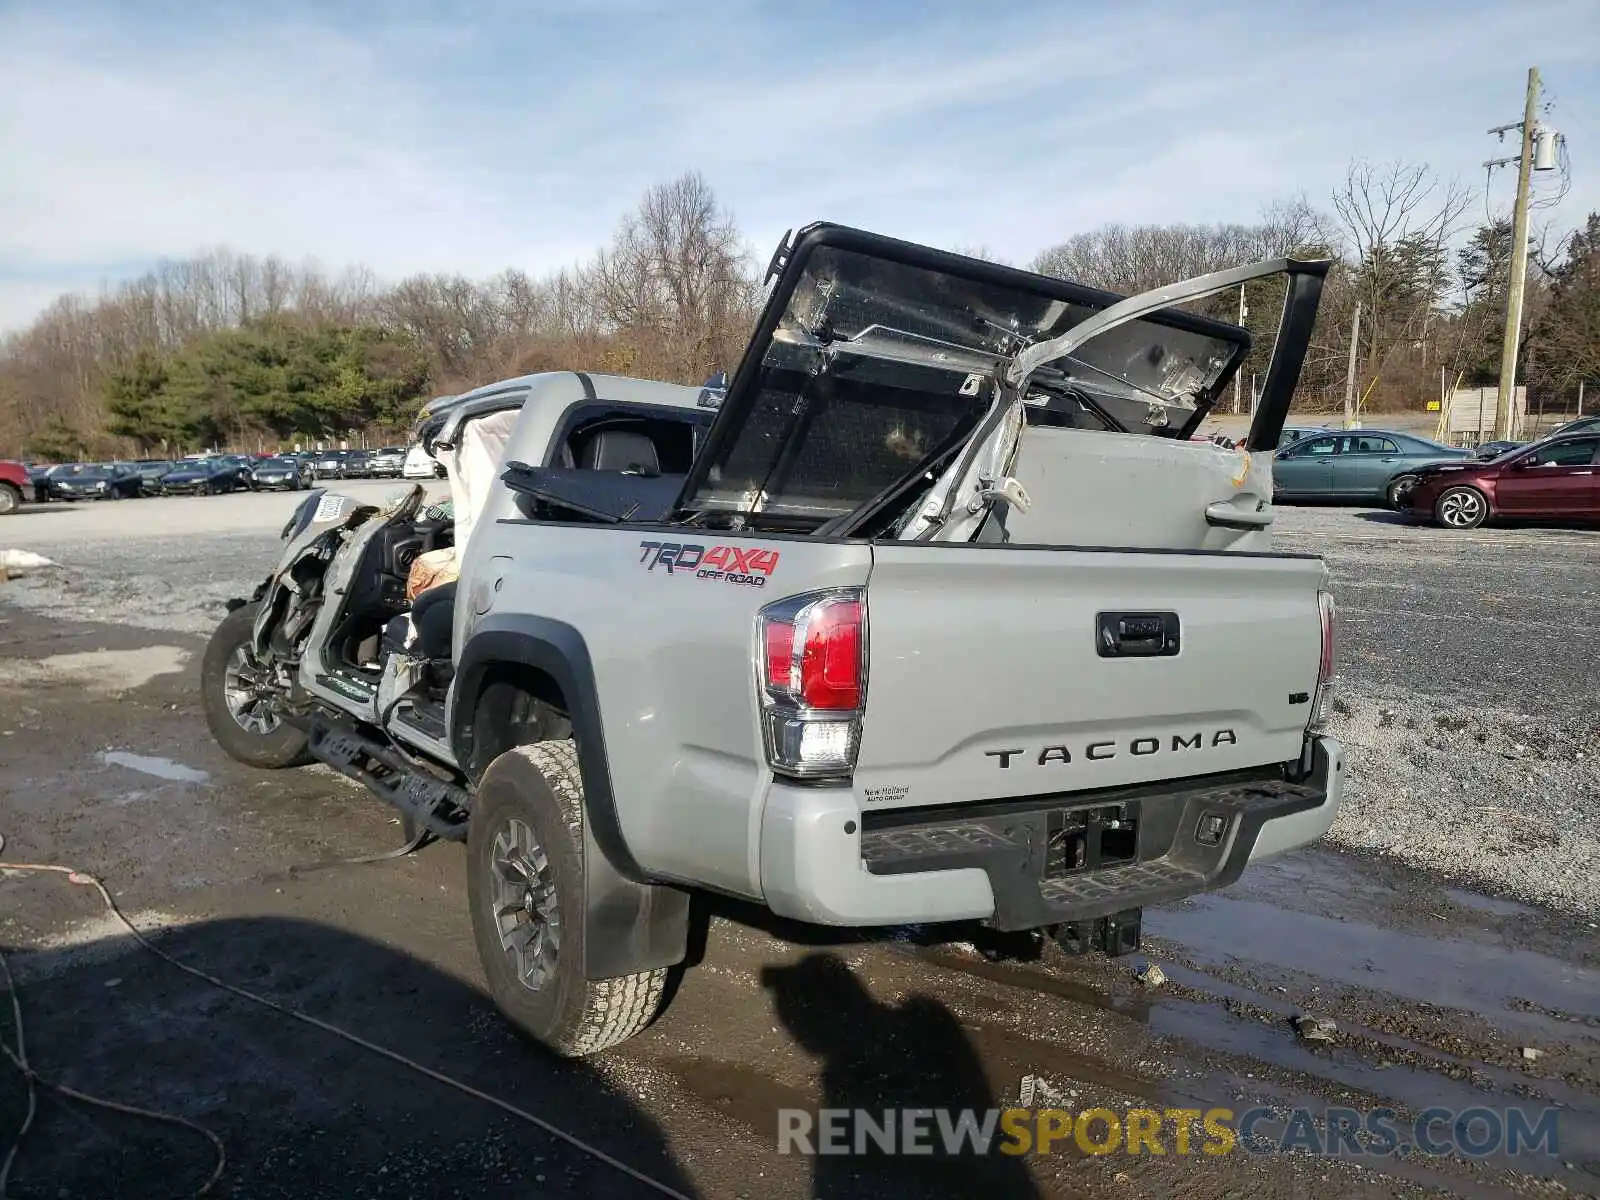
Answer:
[460, 520, 872, 898]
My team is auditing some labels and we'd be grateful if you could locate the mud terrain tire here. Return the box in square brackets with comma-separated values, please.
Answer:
[201, 601, 313, 768]
[468, 740, 666, 1057]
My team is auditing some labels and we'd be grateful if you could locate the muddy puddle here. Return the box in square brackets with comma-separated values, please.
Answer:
[882, 848, 1600, 1190]
[96, 750, 211, 784]
[1146, 888, 1597, 1032]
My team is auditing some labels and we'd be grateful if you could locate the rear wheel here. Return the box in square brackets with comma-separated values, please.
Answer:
[1435, 486, 1489, 529]
[201, 602, 312, 767]
[467, 741, 666, 1057]
[0, 483, 22, 514]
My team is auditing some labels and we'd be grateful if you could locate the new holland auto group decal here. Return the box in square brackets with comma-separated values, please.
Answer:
[638, 541, 780, 587]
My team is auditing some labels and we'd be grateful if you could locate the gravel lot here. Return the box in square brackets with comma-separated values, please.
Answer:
[1270, 510, 1600, 916]
[2, 483, 1598, 1199]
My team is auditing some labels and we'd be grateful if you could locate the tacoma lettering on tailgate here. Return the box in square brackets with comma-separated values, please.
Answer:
[638, 540, 780, 588]
[986, 730, 1237, 768]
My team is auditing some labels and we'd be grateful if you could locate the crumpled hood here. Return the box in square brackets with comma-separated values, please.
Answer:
[1413, 459, 1483, 479]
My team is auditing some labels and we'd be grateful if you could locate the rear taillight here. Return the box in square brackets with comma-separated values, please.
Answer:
[1310, 589, 1336, 728]
[758, 590, 866, 778]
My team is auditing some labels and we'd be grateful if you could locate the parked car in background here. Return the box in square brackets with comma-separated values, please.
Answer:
[342, 450, 373, 479]
[0, 460, 27, 514]
[130, 460, 176, 493]
[1273, 429, 1473, 507]
[23, 463, 54, 502]
[155, 456, 255, 495]
[311, 449, 350, 479]
[1472, 439, 1524, 460]
[250, 455, 316, 491]
[402, 442, 446, 479]
[1406, 432, 1600, 529]
[27, 463, 60, 501]
[51, 462, 146, 500]
[367, 446, 406, 477]
[1549, 415, 1600, 439]
[1277, 424, 1328, 449]
[34, 463, 97, 502]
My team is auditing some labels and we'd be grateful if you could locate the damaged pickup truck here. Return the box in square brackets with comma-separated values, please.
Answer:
[201, 223, 1342, 1057]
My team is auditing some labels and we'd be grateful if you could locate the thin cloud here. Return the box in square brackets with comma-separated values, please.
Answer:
[1, 0, 1595, 332]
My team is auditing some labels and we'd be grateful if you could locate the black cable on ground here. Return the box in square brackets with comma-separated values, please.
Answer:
[260, 821, 433, 882]
[0, 833, 693, 1200]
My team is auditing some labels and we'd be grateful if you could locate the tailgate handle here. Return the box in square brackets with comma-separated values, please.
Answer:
[1097, 612, 1180, 658]
[1205, 498, 1273, 529]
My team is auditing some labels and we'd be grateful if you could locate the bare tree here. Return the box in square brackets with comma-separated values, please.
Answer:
[1332, 160, 1472, 267]
[1331, 158, 1474, 403]
[587, 172, 758, 379]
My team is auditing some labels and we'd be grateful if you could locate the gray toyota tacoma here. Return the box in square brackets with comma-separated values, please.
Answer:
[202, 223, 1342, 1056]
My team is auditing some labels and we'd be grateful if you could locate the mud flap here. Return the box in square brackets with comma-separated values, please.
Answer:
[453, 615, 693, 981]
[582, 821, 691, 980]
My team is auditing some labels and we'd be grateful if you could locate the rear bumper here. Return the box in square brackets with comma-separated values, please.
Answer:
[759, 736, 1343, 929]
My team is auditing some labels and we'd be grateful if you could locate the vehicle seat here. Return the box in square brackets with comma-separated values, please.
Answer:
[582, 430, 659, 475]
[411, 580, 457, 660]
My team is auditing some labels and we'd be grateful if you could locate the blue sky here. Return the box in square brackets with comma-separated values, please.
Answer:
[1, 0, 1596, 332]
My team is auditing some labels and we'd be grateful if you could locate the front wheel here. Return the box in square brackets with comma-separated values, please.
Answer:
[467, 741, 667, 1057]
[1385, 474, 1418, 509]
[201, 602, 312, 767]
[0, 483, 19, 515]
[1435, 486, 1489, 529]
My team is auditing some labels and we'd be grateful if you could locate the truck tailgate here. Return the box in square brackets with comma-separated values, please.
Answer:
[853, 544, 1326, 811]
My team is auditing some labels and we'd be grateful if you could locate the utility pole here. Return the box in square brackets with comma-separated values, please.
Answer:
[1234, 284, 1247, 414]
[1488, 67, 1542, 441]
[1343, 300, 1361, 428]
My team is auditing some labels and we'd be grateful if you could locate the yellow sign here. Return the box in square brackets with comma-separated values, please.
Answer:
[1426, 401, 1441, 411]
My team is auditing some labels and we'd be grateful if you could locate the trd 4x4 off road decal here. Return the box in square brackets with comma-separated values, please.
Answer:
[638, 541, 780, 587]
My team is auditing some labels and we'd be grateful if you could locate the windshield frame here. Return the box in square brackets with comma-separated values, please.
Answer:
[672, 223, 1252, 525]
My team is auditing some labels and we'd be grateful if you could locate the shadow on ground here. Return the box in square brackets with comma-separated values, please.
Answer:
[0, 917, 698, 1199]
[762, 953, 1043, 1200]
[1, 916, 1047, 1199]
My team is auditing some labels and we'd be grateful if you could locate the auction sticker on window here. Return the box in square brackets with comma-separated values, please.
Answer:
[314, 495, 349, 523]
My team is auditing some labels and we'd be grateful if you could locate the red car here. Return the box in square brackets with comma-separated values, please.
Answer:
[1406, 432, 1600, 528]
[0, 460, 28, 515]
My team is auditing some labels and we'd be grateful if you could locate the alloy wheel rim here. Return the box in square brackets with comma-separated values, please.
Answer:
[223, 644, 282, 735]
[1440, 491, 1484, 527]
[489, 817, 562, 992]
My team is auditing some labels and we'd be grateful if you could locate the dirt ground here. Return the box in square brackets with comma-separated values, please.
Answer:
[1, 485, 1597, 1199]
